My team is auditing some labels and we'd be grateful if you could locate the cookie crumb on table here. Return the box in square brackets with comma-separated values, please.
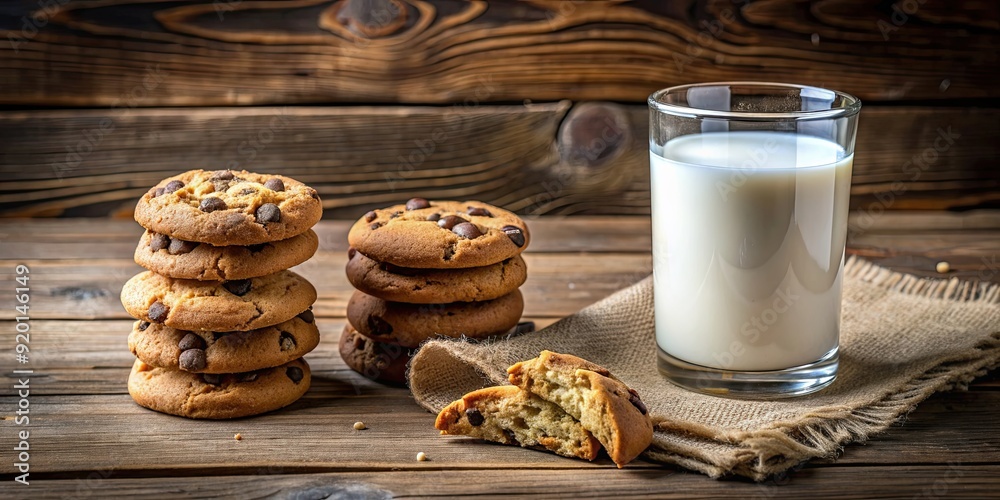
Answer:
[234, 433, 242, 441]
[936, 261, 951, 274]
[353, 421, 367, 430]
[416, 452, 428, 462]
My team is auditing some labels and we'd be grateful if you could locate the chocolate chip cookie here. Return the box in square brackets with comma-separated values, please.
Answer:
[121, 270, 317, 332]
[128, 313, 319, 374]
[338, 324, 410, 386]
[134, 229, 318, 281]
[127, 358, 311, 419]
[435, 385, 601, 460]
[134, 169, 322, 246]
[345, 250, 527, 304]
[347, 199, 529, 269]
[346, 289, 523, 347]
[507, 351, 653, 468]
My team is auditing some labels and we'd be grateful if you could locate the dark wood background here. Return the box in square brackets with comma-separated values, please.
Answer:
[0, 0, 998, 218]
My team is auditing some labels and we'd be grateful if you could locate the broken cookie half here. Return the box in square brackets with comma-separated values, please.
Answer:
[435, 350, 653, 467]
[435, 385, 601, 460]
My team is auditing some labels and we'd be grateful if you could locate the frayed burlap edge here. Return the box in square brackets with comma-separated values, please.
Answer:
[408, 258, 1000, 481]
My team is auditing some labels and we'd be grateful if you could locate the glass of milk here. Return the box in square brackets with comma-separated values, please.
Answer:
[648, 82, 861, 398]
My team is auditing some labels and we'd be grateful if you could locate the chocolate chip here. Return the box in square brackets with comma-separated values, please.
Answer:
[465, 408, 485, 427]
[286, 366, 304, 384]
[501, 225, 526, 247]
[369, 222, 383, 230]
[437, 215, 467, 230]
[148, 301, 169, 323]
[167, 238, 198, 255]
[178, 349, 207, 372]
[255, 203, 281, 224]
[389, 211, 402, 219]
[202, 373, 222, 385]
[364, 211, 377, 222]
[348, 247, 357, 260]
[297, 309, 314, 323]
[247, 244, 267, 253]
[178, 332, 206, 351]
[467, 207, 492, 217]
[153, 187, 165, 197]
[199, 197, 227, 212]
[138, 321, 150, 331]
[405, 197, 430, 210]
[426, 213, 441, 222]
[367, 316, 393, 337]
[238, 371, 259, 383]
[149, 233, 170, 251]
[263, 178, 285, 191]
[163, 180, 185, 194]
[211, 170, 234, 181]
[279, 331, 296, 351]
[451, 222, 482, 239]
[628, 388, 648, 415]
[223, 279, 252, 296]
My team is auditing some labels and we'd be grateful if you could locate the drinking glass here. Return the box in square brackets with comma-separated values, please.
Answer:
[648, 82, 861, 398]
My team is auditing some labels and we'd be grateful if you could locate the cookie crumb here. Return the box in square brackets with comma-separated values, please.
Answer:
[936, 261, 951, 274]
[353, 421, 366, 430]
[416, 451, 428, 462]
[234, 433, 242, 441]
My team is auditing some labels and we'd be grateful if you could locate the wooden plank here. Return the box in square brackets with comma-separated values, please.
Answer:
[1, 350, 997, 476]
[0, 0, 996, 106]
[10, 465, 1000, 499]
[0, 218, 654, 258]
[1, 105, 997, 217]
[0, 252, 652, 320]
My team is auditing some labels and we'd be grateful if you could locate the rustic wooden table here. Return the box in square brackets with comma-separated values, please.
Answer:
[2, 213, 998, 498]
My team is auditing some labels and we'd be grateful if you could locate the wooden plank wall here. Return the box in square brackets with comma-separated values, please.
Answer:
[0, 0, 997, 217]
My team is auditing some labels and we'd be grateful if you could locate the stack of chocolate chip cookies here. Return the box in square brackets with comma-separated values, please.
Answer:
[342, 198, 531, 385]
[120, 169, 323, 419]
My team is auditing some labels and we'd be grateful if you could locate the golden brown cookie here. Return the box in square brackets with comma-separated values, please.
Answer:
[436, 385, 601, 461]
[347, 199, 529, 269]
[120, 270, 317, 332]
[507, 351, 653, 468]
[128, 314, 319, 374]
[134, 229, 319, 281]
[346, 289, 523, 347]
[338, 324, 410, 386]
[345, 250, 527, 304]
[127, 358, 311, 419]
[134, 169, 322, 246]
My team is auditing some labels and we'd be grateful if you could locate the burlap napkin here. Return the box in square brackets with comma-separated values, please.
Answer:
[409, 257, 1000, 480]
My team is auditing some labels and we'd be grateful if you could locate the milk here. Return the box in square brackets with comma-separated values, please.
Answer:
[651, 131, 852, 371]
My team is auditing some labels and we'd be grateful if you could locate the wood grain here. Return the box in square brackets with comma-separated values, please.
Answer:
[0, 0, 996, 106]
[11, 466, 1000, 499]
[0, 319, 997, 476]
[0, 216, 998, 496]
[1, 105, 997, 217]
